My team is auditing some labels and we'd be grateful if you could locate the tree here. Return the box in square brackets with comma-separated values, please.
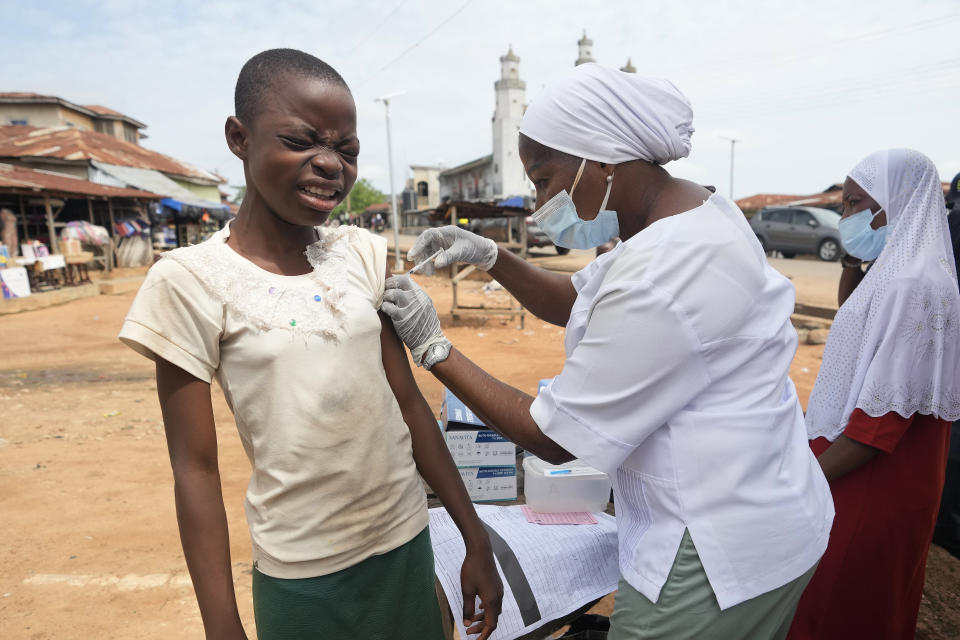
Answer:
[331, 178, 386, 217]
[231, 185, 245, 204]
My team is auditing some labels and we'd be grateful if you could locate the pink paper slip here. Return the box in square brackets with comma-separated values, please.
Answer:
[521, 505, 598, 525]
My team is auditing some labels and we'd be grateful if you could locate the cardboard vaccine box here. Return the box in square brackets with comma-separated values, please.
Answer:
[441, 388, 517, 502]
[440, 387, 485, 430]
[457, 465, 518, 502]
[445, 429, 516, 467]
[441, 387, 516, 465]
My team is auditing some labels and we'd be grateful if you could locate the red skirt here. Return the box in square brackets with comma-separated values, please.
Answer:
[787, 410, 951, 640]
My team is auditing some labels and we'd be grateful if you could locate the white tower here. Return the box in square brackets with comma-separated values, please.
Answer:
[575, 30, 595, 66]
[492, 45, 528, 198]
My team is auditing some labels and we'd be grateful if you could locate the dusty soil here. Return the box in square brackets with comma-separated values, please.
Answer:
[0, 273, 957, 639]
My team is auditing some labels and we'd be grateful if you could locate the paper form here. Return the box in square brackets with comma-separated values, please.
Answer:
[429, 505, 619, 640]
[520, 505, 598, 525]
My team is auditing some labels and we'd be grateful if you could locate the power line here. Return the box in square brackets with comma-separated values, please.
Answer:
[345, 0, 408, 55]
[673, 13, 960, 86]
[705, 67, 960, 118]
[701, 57, 960, 113]
[703, 80, 960, 121]
[357, 0, 473, 86]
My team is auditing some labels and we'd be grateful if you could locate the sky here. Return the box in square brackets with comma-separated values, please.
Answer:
[4, 0, 959, 201]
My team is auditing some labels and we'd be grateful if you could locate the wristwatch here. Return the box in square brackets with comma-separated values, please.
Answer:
[840, 253, 863, 269]
[422, 340, 452, 370]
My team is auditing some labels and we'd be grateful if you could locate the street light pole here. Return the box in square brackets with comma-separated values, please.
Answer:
[376, 91, 406, 272]
[719, 135, 740, 199]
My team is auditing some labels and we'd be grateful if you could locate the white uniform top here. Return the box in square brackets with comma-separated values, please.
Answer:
[530, 194, 834, 610]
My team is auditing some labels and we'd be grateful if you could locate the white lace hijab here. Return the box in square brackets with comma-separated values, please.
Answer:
[806, 149, 960, 441]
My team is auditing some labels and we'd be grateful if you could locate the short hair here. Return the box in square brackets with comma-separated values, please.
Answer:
[234, 48, 349, 124]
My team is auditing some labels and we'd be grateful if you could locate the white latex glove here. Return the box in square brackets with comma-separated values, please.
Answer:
[381, 275, 450, 365]
[408, 226, 498, 275]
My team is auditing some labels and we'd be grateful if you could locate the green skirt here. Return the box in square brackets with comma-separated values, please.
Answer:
[253, 527, 445, 640]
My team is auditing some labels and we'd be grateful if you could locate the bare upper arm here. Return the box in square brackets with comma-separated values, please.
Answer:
[155, 357, 218, 473]
[378, 311, 420, 409]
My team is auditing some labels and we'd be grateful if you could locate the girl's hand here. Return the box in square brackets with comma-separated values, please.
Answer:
[460, 543, 503, 639]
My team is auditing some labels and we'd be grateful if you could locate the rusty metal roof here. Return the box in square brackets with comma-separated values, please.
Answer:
[83, 104, 125, 117]
[0, 125, 223, 183]
[739, 182, 952, 211]
[0, 93, 146, 128]
[0, 163, 161, 199]
[438, 154, 493, 177]
[0, 92, 51, 99]
[735, 193, 809, 211]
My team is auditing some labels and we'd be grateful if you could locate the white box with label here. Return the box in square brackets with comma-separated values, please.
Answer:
[523, 456, 611, 513]
[445, 430, 516, 467]
[457, 466, 517, 502]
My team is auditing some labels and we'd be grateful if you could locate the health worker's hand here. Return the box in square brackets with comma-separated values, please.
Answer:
[408, 226, 498, 275]
[460, 544, 503, 639]
[381, 275, 448, 365]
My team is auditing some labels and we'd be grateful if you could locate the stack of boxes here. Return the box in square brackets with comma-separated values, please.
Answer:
[441, 387, 517, 502]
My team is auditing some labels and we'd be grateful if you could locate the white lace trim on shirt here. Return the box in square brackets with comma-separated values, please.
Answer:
[164, 225, 364, 341]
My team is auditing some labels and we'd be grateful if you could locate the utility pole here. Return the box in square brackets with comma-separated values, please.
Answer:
[719, 135, 740, 199]
[376, 91, 406, 271]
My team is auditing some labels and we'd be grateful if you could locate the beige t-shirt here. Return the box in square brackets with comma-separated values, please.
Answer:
[119, 223, 428, 578]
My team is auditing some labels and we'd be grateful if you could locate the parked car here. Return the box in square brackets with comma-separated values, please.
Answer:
[467, 216, 569, 255]
[749, 206, 842, 261]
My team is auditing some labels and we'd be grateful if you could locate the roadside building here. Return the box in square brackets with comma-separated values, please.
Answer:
[437, 45, 529, 203]
[0, 162, 161, 276]
[737, 181, 952, 216]
[0, 124, 230, 248]
[575, 30, 596, 66]
[427, 33, 634, 208]
[0, 92, 147, 145]
[408, 165, 442, 210]
[735, 193, 810, 216]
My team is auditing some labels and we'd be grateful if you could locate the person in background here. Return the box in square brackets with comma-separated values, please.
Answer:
[118, 49, 501, 640]
[382, 63, 833, 640]
[933, 171, 960, 559]
[788, 150, 960, 639]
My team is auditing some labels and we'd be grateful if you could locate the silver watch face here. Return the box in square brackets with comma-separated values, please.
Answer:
[430, 344, 444, 358]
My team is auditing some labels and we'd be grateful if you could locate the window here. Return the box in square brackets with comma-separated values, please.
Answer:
[10, 119, 27, 125]
[792, 210, 815, 226]
[123, 126, 138, 144]
[94, 120, 112, 135]
[764, 209, 793, 224]
[416, 181, 429, 197]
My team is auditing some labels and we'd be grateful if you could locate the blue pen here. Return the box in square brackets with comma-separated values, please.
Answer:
[547, 469, 572, 476]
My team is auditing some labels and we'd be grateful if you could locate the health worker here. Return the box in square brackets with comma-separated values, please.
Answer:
[380, 63, 835, 640]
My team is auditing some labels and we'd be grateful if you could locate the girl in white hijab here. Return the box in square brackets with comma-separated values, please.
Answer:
[788, 149, 960, 640]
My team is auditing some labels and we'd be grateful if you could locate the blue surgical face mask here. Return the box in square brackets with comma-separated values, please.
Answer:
[532, 158, 620, 250]
[839, 206, 887, 261]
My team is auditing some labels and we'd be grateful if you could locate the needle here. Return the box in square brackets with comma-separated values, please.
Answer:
[407, 249, 443, 275]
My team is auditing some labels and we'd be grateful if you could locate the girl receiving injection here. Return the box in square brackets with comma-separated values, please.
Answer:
[119, 49, 501, 640]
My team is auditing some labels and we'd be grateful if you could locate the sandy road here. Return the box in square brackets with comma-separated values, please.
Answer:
[0, 271, 956, 639]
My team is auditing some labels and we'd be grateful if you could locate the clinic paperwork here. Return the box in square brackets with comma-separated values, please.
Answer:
[429, 505, 619, 639]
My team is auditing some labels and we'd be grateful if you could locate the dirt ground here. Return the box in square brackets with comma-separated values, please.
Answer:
[1, 273, 958, 639]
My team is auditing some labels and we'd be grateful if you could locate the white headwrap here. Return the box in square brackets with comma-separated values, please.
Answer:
[806, 149, 960, 441]
[518, 63, 694, 165]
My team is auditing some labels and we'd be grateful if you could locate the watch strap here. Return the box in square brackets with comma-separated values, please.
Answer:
[422, 339, 452, 370]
